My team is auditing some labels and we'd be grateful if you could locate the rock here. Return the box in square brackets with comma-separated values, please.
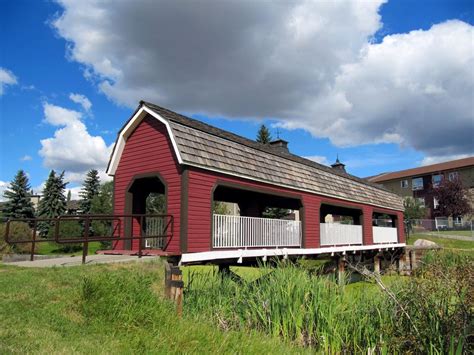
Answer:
[413, 239, 440, 248]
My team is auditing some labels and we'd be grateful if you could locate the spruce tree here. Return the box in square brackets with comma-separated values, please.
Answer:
[2, 170, 35, 219]
[256, 124, 272, 144]
[79, 169, 101, 214]
[37, 171, 68, 237]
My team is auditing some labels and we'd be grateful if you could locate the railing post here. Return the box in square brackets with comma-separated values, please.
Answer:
[138, 215, 143, 258]
[30, 220, 37, 262]
[83, 216, 90, 265]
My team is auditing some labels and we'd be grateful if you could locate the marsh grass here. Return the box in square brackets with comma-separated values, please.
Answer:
[185, 252, 473, 353]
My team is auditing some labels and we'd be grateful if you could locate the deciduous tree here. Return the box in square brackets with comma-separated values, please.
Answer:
[432, 177, 471, 218]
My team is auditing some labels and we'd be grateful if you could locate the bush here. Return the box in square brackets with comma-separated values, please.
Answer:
[0, 221, 34, 255]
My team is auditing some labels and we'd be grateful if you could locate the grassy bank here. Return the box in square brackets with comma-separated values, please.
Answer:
[0, 261, 303, 354]
[1, 251, 472, 353]
[407, 234, 474, 249]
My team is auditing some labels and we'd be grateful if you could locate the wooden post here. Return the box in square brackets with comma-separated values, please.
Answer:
[164, 261, 183, 317]
[411, 250, 417, 271]
[374, 253, 381, 274]
[337, 256, 346, 285]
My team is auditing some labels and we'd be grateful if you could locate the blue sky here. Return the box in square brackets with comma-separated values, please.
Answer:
[0, 0, 473, 198]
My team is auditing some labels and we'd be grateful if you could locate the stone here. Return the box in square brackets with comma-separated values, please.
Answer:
[413, 239, 440, 248]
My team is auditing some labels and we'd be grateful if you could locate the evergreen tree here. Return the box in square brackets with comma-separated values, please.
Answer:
[90, 181, 114, 215]
[256, 124, 272, 144]
[67, 190, 72, 202]
[37, 171, 68, 237]
[90, 181, 114, 248]
[79, 169, 101, 214]
[2, 170, 35, 219]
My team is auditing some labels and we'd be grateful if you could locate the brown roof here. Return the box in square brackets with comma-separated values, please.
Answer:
[110, 101, 405, 211]
[148, 102, 405, 210]
[368, 157, 474, 183]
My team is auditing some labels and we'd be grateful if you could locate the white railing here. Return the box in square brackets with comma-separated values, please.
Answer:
[373, 226, 398, 244]
[145, 217, 165, 248]
[320, 223, 363, 246]
[213, 214, 302, 248]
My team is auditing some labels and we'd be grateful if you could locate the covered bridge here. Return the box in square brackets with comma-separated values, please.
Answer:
[107, 101, 405, 264]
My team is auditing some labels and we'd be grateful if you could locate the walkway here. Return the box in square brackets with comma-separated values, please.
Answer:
[2, 254, 160, 268]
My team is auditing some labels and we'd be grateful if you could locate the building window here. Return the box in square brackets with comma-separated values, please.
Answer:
[448, 171, 459, 182]
[417, 197, 425, 207]
[412, 177, 423, 191]
[432, 174, 443, 187]
[433, 197, 439, 209]
[453, 216, 463, 226]
[400, 179, 409, 188]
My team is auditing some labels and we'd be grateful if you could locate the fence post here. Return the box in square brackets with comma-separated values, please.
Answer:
[30, 220, 37, 262]
[164, 261, 183, 316]
[82, 217, 90, 265]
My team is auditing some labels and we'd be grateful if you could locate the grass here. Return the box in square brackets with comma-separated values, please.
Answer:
[432, 230, 473, 237]
[1, 252, 471, 353]
[35, 241, 102, 255]
[0, 260, 304, 354]
[184, 252, 472, 353]
[407, 233, 474, 249]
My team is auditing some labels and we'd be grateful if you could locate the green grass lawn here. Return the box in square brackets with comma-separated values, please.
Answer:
[407, 234, 474, 250]
[35, 241, 102, 255]
[433, 230, 473, 237]
[0, 261, 306, 354]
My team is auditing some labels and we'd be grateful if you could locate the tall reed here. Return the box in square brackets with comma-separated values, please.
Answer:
[185, 252, 472, 353]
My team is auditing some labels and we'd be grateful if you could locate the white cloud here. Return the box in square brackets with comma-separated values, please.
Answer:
[69, 93, 92, 111]
[0, 181, 9, 202]
[420, 154, 472, 167]
[0, 67, 18, 95]
[304, 155, 329, 166]
[39, 103, 113, 180]
[20, 155, 32, 161]
[52, 1, 473, 162]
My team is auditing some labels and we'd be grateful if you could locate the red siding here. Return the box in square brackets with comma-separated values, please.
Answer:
[186, 168, 403, 252]
[112, 115, 404, 255]
[113, 115, 182, 253]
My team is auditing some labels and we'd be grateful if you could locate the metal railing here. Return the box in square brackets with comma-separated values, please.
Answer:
[373, 226, 398, 244]
[320, 223, 363, 246]
[3, 214, 173, 263]
[212, 214, 302, 248]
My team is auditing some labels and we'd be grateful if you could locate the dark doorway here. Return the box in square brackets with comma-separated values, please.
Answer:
[124, 175, 167, 249]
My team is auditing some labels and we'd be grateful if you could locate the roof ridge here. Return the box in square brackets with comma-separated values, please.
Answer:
[141, 101, 392, 194]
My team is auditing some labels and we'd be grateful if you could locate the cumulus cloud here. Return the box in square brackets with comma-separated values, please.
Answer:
[0, 67, 18, 95]
[69, 93, 92, 112]
[39, 103, 113, 181]
[52, 1, 473, 162]
[420, 154, 472, 167]
[0, 181, 9, 202]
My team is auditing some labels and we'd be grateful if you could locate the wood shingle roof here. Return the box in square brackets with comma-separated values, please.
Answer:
[141, 101, 404, 211]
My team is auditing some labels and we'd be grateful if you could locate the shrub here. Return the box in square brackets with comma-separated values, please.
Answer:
[0, 221, 34, 254]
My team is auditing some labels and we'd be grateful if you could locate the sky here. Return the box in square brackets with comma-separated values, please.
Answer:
[0, 0, 473, 200]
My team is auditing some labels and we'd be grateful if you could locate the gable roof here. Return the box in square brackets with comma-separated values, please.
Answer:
[368, 157, 474, 183]
[107, 101, 404, 211]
